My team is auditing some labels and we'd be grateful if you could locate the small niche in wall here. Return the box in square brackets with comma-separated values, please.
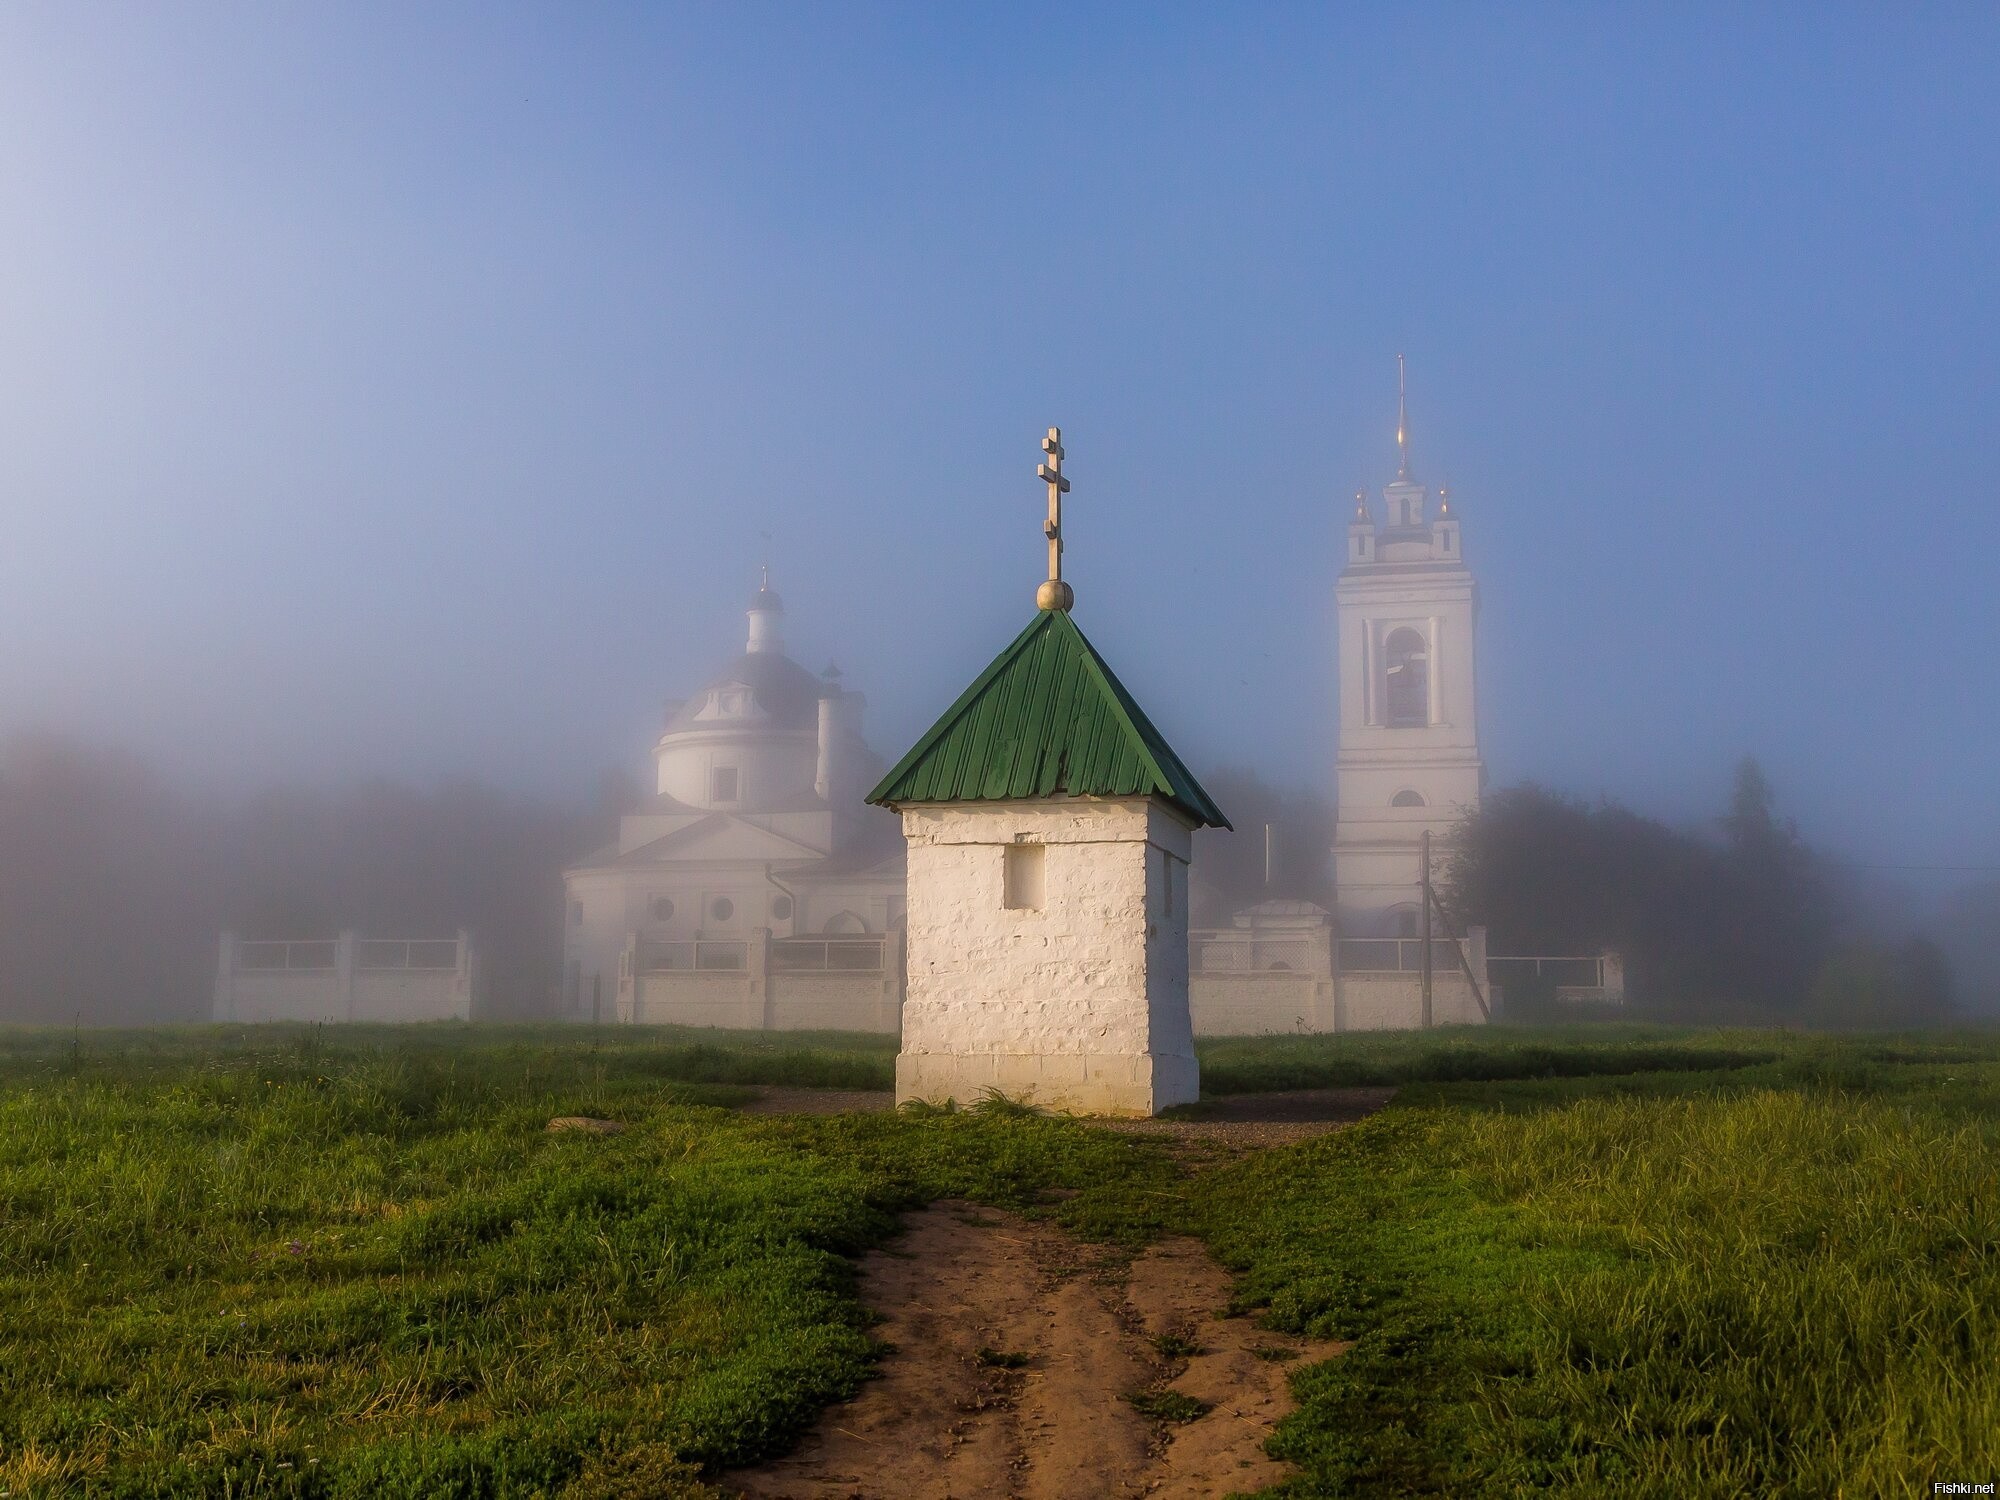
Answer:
[1004, 843, 1046, 910]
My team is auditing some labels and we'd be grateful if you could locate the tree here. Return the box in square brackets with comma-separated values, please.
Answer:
[1444, 763, 1846, 1020]
[0, 733, 607, 1023]
[1805, 937, 1955, 1028]
[1715, 757, 1843, 1017]
[0, 735, 219, 1023]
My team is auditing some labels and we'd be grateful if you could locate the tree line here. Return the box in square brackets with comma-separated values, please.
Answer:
[0, 734, 606, 1024]
[1443, 759, 1961, 1024]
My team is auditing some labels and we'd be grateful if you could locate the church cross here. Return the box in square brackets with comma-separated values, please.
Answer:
[1036, 427, 1074, 611]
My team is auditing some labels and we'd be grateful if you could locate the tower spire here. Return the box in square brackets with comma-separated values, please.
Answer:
[1396, 353, 1411, 481]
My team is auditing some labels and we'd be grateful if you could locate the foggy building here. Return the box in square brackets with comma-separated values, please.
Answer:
[567, 376, 1493, 1036]
[1333, 363, 1486, 940]
[561, 577, 906, 1022]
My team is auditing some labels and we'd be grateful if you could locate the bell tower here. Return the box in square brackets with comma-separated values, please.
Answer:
[1334, 360, 1484, 937]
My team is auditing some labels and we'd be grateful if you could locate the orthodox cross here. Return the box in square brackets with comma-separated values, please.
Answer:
[1035, 426, 1074, 611]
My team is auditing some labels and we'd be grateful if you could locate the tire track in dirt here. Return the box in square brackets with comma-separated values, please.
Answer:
[723, 1201, 1347, 1500]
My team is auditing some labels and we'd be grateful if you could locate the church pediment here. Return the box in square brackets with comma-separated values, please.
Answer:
[621, 811, 830, 865]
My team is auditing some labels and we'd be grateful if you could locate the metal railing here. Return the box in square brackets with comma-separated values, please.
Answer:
[770, 936, 889, 972]
[1338, 937, 1468, 975]
[356, 939, 462, 971]
[237, 941, 337, 972]
[637, 939, 749, 973]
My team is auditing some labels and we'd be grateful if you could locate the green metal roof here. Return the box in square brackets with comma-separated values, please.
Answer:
[867, 609, 1230, 829]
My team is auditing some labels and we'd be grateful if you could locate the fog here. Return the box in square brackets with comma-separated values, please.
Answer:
[1, 8, 1996, 1022]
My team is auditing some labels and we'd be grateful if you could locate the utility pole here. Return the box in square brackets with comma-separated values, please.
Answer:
[1420, 828, 1433, 1029]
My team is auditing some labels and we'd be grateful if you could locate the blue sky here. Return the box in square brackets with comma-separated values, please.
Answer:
[1, 3, 1995, 870]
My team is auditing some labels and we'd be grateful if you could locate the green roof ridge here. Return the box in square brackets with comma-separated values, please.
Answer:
[867, 610, 1230, 829]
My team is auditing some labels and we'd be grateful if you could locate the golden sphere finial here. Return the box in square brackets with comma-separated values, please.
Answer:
[1036, 578, 1074, 612]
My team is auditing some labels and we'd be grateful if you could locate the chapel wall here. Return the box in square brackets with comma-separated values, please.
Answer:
[899, 800, 1159, 1058]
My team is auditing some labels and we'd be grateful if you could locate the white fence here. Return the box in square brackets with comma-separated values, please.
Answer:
[214, 931, 475, 1023]
[1190, 924, 1494, 1033]
[620, 930, 902, 1033]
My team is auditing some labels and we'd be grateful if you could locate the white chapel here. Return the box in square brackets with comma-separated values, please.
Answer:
[1333, 361, 1486, 939]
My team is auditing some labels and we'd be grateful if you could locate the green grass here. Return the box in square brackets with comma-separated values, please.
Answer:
[1197, 1028, 2000, 1497]
[0, 1024, 1167, 1497]
[1, 1020, 1996, 1496]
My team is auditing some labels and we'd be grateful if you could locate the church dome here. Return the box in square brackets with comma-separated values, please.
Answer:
[750, 583, 783, 612]
[664, 650, 824, 734]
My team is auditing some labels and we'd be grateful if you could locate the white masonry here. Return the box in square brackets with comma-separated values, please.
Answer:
[895, 797, 1198, 1116]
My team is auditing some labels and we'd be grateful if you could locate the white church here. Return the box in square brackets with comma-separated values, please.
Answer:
[562, 576, 909, 1029]
[563, 370, 1492, 1034]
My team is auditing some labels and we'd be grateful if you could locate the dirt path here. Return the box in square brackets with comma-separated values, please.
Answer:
[722, 1202, 1347, 1500]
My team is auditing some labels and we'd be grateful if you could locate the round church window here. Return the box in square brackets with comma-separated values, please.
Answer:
[651, 897, 674, 921]
[711, 897, 734, 922]
[771, 895, 794, 920]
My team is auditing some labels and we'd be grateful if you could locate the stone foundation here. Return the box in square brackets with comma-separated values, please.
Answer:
[896, 1049, 1198, 1118]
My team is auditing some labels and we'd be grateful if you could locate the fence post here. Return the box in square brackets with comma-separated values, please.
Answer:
[335, 930, 357, 1023]
[1420, 831, 1433, 1029]
[618, 932, 637, 1022]
[457, 928, 475, 1020]
[1601, 949, 1626, 1003]
[214, 931, 237, 1022]
[752, 927, 773, 1030]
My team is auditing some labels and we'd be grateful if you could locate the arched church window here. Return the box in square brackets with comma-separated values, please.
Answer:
[824, 911, 868, 934]
[1384, 628, 1429, 728]
[1389, 904, 1422, 938]
[1391, 789, 1427, 808]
